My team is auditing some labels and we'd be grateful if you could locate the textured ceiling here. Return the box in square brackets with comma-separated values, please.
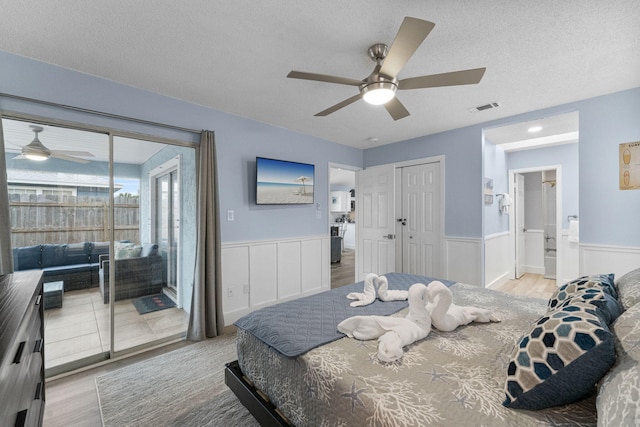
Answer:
[1, 1, 639, 149]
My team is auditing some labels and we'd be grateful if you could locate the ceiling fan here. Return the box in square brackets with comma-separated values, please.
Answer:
[287, 17, 486, 121]
[12, 125, 95, 164]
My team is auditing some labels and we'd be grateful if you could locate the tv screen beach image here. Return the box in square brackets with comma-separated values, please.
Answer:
[256, 158, 314, 204]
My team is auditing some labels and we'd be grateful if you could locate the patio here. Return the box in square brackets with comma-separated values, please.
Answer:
[44, 288, 188, 370]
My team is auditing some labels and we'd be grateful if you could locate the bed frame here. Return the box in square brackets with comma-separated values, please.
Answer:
[225, 361, 290, 426]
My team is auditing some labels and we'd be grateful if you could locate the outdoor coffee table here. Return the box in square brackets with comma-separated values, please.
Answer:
[43, 280, 64, 309]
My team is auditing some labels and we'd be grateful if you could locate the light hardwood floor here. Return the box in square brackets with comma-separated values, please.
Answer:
[331, 248, 355, 288]
[43, 271, 554, 426]
[489, 272, 557, 300]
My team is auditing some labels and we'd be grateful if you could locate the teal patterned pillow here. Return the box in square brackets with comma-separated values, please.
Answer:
[503, 301, 616, 410]
[548, 274, 617, 311]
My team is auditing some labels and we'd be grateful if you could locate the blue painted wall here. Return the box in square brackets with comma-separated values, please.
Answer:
[365, 88, 640, 248]
[1, 51, 638, 249]
[0, 51, 364, 245]
[364, 125, 484, 238]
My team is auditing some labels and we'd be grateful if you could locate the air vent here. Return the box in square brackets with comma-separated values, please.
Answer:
[468, 102, 501, 113]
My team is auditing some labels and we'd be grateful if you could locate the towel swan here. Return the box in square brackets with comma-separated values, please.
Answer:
[338, 283, 431, 362]
[346, 274, 408, 307]
[376, 275, 409, 302]
[426, 280, 500, 332]
[346, 273, 378, 307]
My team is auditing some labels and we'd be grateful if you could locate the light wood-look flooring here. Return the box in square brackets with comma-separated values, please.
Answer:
[489, 272, 557, 300]
[44, 268, 554, 427]
[331, 248, 355, 288]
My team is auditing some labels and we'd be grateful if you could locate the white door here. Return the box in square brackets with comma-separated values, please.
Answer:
[356, 164, 396, 281]
[401, 162, 442, 277]
[515, 173, 525, 279]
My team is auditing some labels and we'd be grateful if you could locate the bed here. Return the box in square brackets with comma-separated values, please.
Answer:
[226, 269, 640, 426]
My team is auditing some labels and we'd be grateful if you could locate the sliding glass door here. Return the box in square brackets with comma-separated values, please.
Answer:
[2, 116, 195, 375]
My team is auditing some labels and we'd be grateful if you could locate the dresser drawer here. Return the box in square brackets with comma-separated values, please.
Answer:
[0, 271, 45, 427]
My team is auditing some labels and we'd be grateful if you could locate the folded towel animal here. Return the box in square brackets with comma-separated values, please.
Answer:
[376, 275, 409, 302]
[338, 283, 431, 362]
[346, 273, 409, 307]
[346, 273, 378, 307]
[426, 280, 500, 332]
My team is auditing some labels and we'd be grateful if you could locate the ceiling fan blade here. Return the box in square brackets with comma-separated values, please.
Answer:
[287, 71, 363, 86]
[51, 153, 91, 164]
[398, 67, 486, 90]
[51, 149, 95, 157]
[379, 17, 435, 78]
[384, 97, 410, 121]
[315, 94, 362, 117]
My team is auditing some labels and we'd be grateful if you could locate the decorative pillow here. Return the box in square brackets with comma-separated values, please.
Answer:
[548, 274, 617, 311]
[503, 301, 616, 410]
[615, 267, 640, 311]
[596, 303, 640, 426]
[552, 287, 622, 326]
[114, 242, 142, 260]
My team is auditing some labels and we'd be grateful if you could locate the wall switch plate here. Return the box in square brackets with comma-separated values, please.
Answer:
[227, 288, 234, 297]
[316, 210, 322, 219]
[227, 210, 234, 221]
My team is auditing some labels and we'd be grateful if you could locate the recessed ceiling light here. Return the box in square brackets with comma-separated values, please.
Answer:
[528, 126, 543, 133]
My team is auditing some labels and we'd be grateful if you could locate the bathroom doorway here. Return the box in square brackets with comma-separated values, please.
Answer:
[510, 167, 561, 284]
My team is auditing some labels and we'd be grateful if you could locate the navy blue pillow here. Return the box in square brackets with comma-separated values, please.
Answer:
[548, 274, 617, 311]
[504, 301, 616, 410]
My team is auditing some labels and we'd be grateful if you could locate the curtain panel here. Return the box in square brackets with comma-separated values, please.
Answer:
[0, 116, 14, 275]
[187, 130, 223, 340]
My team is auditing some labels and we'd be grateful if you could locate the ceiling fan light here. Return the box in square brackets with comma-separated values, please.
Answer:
[24, 153, 48, 161]
[362, 82, 397, 105]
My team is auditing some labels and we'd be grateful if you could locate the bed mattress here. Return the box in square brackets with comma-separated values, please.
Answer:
[236, 281, 597, 426]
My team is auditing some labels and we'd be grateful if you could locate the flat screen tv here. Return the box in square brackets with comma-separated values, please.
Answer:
[256, 157, 315, 205]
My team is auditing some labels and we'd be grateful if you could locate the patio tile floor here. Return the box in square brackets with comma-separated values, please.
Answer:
[44, 287, 188, 369]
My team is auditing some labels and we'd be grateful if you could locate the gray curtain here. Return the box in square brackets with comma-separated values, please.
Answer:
[0, 116, 14, 275]
[187, 130, 223, 340]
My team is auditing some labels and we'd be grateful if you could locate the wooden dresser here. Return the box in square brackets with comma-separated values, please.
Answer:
[0, 270, 45, 427]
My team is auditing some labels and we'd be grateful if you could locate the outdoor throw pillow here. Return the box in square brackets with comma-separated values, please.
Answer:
[114, 242, 142, 260]
[503, 301, 616, 410]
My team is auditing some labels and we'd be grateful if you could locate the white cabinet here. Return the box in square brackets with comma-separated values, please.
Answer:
[330, 191, 349, 212]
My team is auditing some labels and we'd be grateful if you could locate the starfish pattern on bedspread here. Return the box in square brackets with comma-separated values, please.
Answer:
[341, 380, 368, 412]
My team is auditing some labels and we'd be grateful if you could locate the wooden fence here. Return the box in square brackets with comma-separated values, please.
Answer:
[9, 194, 140, 247]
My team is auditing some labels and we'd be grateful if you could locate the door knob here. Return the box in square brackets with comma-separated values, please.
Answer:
[382, 234, 395, 239]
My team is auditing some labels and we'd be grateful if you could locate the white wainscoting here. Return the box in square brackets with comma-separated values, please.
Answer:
[483, 228, 581, 288]
[580, 243, 640, 278]
[444, 236, 482, 286]
[484, 231, 510, 288]
[221, 235, 330, 325]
